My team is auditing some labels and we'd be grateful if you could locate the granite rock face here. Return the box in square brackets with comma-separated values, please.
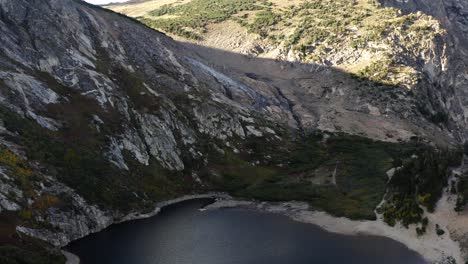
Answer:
[378, 0, 468, 141]
[0, 0, 466, 260]
[0, 0, 284, 247]
[0, 0, 273, 172]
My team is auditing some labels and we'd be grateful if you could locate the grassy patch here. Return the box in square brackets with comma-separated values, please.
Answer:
[142, 0, 264, 39]
[0, 148, 35, 198]
[248, 10, 281, 37]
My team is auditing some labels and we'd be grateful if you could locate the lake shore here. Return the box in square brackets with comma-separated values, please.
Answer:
[63, 191, 464, 264]
[205, 197, 463, 264]
[62, 192, 226, 264]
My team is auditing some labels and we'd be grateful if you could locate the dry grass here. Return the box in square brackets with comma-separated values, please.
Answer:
[106, 0, 191, 18]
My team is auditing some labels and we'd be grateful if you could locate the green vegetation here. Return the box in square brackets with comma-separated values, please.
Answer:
[430, 111, 449, 125]
[277, 0, 439, 86]
[417, 104, 451, 126]
[202, 132, 459, 221]
[378, 146, 462, 227]
[142, 0, 264, 39]
[0, 147, 66, 227]
[139, 18, 202, 40]
[357, 58, 400, 86]
[416, 217, 428, 236]
[455, 177, 468, 212]
[248, 10, 281, 37]
[139, 0, 441, 88]
[435, 224, 445, 236]
[282, 1, 439, 50]
[148, 0, 260, 20]
[0, 148, 35, 198]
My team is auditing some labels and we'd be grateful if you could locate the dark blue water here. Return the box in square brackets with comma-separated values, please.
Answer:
[66, 199, 426, 264]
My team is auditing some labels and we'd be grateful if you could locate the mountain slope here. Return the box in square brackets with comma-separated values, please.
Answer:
[110, 0, 468, 141]
[378, 0, 468, 140]
[0, 0, 466, 263]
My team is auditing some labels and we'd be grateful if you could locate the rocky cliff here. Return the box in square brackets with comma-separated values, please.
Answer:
[0, 0, 467, 263]
[0, 0, 284, 248]
[378, 0, 468, 141]
[120, 0, 468, 142]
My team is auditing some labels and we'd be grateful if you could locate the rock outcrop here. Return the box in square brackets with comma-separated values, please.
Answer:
[0, 0, 283, 251]
[377, 0, 468, 142]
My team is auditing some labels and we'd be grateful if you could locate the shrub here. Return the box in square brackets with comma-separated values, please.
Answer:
[381, 147, 459, 226]
[248, 10, 281, 37]
[143, 0, 261, 38]
[205, 132, 445, 221]
[435, 224, 445, 236]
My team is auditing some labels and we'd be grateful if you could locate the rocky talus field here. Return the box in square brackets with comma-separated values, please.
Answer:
[0, 0, 467, 263]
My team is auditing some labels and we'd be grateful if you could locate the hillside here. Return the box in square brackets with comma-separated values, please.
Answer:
[0, 0, 466, 263]
[109, 0, 468, 138]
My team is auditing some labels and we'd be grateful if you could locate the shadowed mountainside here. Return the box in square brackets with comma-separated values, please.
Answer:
[0, 0, 466, 263]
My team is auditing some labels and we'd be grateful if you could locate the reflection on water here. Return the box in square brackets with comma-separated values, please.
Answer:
[66, 199, 426, 264]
